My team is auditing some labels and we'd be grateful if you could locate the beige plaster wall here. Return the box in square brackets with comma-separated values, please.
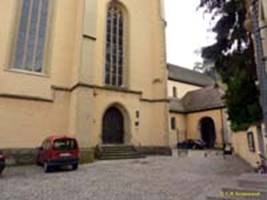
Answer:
[232, 126, 261, 167]
[0, 0, 169, 149]
[0, 0, 83, 148]
[259, 1, 267, 73]
[168, 109, 227, 148]
[86, 0, 167, 99]
[186, 109, 224, 147]
[83, 0, 97, 37]
[0, 0, 83, 99]
[168, 113, 187, 148]
[74, 0, 169, 147]
[167, 80, 202, 99]
[0, 92, 70, 148]
[80, 0, 97, 84]
[72, 87, 169, 148]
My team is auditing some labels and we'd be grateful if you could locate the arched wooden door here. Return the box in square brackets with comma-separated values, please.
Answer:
[200, 117, 216, 148]
[102, 107, 124, 144]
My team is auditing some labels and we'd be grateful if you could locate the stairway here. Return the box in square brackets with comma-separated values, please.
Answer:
[96, 145, 145, 160]
[206, 173, 267, 200]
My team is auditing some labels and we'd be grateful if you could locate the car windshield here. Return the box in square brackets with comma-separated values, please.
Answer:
[53, 139, 77, 151]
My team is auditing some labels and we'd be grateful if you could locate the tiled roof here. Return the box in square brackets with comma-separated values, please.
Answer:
[167, 63, 214, 87]
[170, 86, 225, 113]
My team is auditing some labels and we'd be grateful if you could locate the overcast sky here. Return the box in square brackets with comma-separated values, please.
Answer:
[165, 0, 216, 69]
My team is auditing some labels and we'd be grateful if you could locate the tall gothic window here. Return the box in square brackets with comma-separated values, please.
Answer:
[11, 0, 50, 73]
[105, 3, 124, 87]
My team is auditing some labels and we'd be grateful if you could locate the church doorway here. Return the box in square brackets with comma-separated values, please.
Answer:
[102, 106, 124, 144]
[200, 117, 216, 148]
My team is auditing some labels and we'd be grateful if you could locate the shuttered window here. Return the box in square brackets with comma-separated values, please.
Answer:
[171, 117, 176, 130]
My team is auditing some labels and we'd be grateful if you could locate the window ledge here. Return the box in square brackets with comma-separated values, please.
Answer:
[4, 68, 49, 78]
[101, 85, 142, 95]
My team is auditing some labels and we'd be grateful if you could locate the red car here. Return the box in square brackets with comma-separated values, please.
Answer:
[0, 151, 5, 175]
[37, 136, 79, 173]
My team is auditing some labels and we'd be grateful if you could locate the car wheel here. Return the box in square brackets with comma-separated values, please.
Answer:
[44, 162, 51, 173]
[72, 164, 78, 170]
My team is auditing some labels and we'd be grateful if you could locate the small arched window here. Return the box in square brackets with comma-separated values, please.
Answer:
[105, 2, 124, 87]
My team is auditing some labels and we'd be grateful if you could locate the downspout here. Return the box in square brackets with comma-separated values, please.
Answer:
[220, 109, 226, 147]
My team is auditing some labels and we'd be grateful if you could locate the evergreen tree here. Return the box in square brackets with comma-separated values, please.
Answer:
[199, 0, 262, 131]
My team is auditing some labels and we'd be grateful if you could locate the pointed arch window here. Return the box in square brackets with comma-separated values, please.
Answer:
[10, 0, 51, 73]
[105, 2, 124, 87]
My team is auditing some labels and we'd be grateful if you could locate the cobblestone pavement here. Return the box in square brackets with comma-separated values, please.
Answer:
[0, 153, 252, 200]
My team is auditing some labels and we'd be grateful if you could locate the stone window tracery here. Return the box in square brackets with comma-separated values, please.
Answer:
[105, 2, 124, 87]
[11, 0, 50, 73]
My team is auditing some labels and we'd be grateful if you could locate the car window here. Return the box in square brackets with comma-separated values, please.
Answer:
[53, 139, 77, 151]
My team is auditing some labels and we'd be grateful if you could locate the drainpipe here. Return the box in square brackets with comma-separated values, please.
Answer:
[220, 109, 226, 147]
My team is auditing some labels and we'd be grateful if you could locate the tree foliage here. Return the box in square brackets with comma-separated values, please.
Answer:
[199, 0, 262, 131]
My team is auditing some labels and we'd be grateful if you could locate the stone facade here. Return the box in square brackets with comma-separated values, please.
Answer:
[167, 64, 228, 149]
[0, 0, 168, 152]
[240, 0, 267, 165]
[232, 125, 262, 167]
[0, 0, 230, 165]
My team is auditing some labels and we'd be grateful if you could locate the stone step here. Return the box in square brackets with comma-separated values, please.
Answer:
[99, 151, 145, 159]
[206, 173, 267, 200]
[96, 145, 144, 160]
[187, 150, 223, 157]
[222, 187, 266, 200]
[207, 195, 262, 200]
[99, 144, 134, 148]
[99, 151, 141, 156]
[100, 145, 135, 151]
[238, 173, 267, 181]
[206, 194, 261, 200]
[206, 196, 236, 200]
[237, 174, 267, 190]
[99, 154, 144, 160]
[101, 148, 136, 153]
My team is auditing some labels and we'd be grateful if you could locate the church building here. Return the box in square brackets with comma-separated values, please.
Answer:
[0, 0, 227, 164]
[167, 64, 229, 149]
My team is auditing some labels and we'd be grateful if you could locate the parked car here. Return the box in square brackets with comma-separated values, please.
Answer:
[177, 139, 206, 150]
[37, 136, 79, 173]
[0, 151, 5, 175]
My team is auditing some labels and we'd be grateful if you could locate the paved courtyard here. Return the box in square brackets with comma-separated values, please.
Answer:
[0, 152, 252, 200]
